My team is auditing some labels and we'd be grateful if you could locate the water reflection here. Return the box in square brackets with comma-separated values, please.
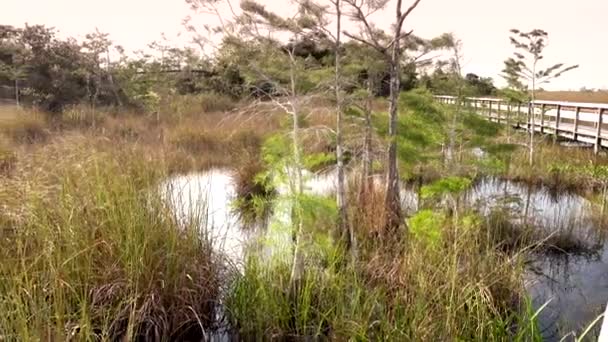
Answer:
[466, 177, 607, 340]
[163, 169, 607, 341]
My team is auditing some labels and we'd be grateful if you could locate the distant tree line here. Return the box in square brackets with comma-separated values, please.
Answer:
[0, 24, 497, 112]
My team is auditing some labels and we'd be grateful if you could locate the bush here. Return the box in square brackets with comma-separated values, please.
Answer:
[233, 156, 276, 226]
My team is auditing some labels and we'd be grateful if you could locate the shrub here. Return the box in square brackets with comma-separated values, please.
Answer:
[408, 209, 445, 249]
[233, 157, 276, 226]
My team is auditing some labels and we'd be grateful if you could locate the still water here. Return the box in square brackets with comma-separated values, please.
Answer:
[163, 169, 607, 340]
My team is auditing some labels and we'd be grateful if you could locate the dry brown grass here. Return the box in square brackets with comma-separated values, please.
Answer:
[0, 107, 49, 144]
[536, 90, 608, 104]
[502, 133, 607, 192]
[0, 137, 16, 176]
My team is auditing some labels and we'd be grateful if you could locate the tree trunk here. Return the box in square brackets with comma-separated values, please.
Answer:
[529, 60, 537, 167]
[14, 78, 20, 107]
[361, 80, 374, 197]
[448, 96, 461, 166]
[334, 0, 354, 256]
[288, 47, 305, 286]
[384, 33, 403, 232]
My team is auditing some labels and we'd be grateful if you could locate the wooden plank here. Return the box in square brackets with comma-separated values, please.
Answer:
[596, 108, 604, 154]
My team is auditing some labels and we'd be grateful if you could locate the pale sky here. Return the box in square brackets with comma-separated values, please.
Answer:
[2, 0, 607, 90]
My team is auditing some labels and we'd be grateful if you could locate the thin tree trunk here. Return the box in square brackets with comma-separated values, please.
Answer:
[529, 60, 537, 166]
[334, 0, 354, 256]
[288, 46, 305, 286]
[448, 41, 464, 167]
[14, 78, 20, 107]
[361, 80, 374, 194]
[448, 94, 462, 166]
[384, 33, 403, 232]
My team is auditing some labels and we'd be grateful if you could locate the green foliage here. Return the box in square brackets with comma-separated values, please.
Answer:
[303, 152, 336, 172]
[485, 143, 519, 156]
[459, 110, 505, 154]
[409, 209, 445, 248]
[261, 133, 291, 167]
[421, 176, 472, 199]
[233, 159, 277, 226]
[502, 28, 578, 94]
[373, 89, 446, 171]
[498, 87, 529, 103]
[420, 70, 496, 97]
[477, 156, 508, 174]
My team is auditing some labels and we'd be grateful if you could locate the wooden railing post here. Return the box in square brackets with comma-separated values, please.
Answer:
[554, 104, 561, 143]
[488, 101, 492, 120]
[573, 106, 580, 140]
[596, 108, 604, 154]
[517, 103, 522, 127]
[554, 105, 562, 140]
[540, 103, 546, 134]
[527, 102, 532, 131]
[497, 101, 501, 124]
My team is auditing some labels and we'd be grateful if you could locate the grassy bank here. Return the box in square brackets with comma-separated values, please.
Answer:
[227, 206, 538, 340]
[0, 133, 222, 340]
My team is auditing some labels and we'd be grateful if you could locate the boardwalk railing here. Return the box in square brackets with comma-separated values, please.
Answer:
[434, 95, 608, 154]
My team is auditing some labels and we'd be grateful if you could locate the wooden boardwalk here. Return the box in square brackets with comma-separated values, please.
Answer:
[434, 95, 608, 153]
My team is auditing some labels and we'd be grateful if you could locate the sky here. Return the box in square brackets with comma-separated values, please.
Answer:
[2, 0, 607, 90]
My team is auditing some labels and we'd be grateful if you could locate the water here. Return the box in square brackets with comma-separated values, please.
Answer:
[162, 169, 251, 268]
[162, 168, 343, 269]
[467, 177, 607, 340]
[163, 169, 608, 341]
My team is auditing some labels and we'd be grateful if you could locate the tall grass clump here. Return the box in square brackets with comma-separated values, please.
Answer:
[0, 109, 49, 144]
[233, 156, 276, 227]
[224, 185, 540, 340]
[0, 138, 221, 341]
[163, 93, 236, 118]
[168, 117, 264, 170]
[0, 138, 16, 176]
